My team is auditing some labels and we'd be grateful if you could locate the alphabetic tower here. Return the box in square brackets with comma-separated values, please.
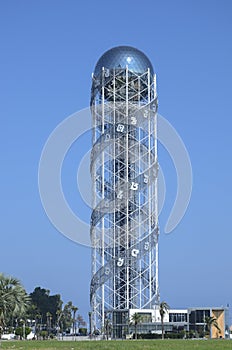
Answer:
[90, 46, 159, 337]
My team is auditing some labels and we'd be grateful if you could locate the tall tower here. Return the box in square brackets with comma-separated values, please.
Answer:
[90, 46, 159, 335]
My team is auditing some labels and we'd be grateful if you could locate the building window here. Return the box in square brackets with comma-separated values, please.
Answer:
[169, 313, 187, 323]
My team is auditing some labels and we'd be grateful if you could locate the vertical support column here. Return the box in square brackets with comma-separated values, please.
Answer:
[154, 73, 159, 304]
[91, 95, 98, 331]
[113, 70, 116, 311]
[125, 65, 129, 310]
[147, 68, 152, 305]
[101, 67, 105, 329]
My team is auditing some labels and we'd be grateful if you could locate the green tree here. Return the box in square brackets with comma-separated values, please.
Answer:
[159, 301, 170, 340]
[205, 316, 221, 339]
[0, 273, 30, 333]
[130, 313, 143, 340]
[30, 287, 62, 326]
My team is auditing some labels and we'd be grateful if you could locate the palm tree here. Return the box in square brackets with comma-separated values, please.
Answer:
[130, 313, 143, 340]
[71, 306, 78, 338]
[104, 317, 112, 340]
[159, 301, 170, 339]
[0, 273, 30, 333]
[205, 316, 221, 339]
[35, 313, 42, 338]
[46, 311, 52, 336]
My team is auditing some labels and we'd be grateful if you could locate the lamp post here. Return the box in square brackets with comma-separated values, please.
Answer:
[88, 312, 92, 338]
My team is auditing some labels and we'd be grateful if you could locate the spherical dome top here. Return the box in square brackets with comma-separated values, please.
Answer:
[94, 46, 154, 76]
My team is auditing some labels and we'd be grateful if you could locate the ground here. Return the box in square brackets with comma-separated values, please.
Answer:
[0, 340, 231, 350]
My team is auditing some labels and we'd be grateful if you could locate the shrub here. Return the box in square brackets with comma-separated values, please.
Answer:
[39, 330, 48, 340]
[79, 328, 87, 335]
[15, 326, 31, 339]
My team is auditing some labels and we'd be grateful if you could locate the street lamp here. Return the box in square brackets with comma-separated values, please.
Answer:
[88, 312, 92, 338]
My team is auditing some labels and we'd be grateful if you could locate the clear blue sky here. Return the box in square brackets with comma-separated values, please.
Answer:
[1, 0, 232, 324]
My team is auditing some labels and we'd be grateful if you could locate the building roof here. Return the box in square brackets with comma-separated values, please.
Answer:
[93, 46, 154, 76]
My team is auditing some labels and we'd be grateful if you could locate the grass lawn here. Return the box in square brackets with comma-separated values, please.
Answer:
[0, 339, 231, 350]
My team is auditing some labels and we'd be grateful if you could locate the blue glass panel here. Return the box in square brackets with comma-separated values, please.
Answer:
[94, 46, 154, 76]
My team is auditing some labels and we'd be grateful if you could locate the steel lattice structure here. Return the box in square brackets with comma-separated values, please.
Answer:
[90, 46, 159, 333]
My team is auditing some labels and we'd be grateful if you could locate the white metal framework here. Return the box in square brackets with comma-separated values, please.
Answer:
[90, 47, 159, 334]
